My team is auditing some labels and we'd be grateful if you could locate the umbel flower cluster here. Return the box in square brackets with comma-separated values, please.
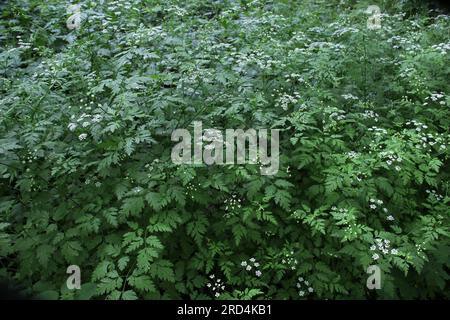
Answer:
[0, 0, 449, 300]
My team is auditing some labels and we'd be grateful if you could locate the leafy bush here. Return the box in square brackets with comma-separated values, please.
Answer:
[0, 0, 449, 299]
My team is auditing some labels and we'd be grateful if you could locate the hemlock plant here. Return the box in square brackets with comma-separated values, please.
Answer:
[0, 0, 449, 299]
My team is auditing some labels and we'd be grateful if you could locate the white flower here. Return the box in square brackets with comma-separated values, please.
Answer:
[370, 204, 377, 209]
[215, 292, 220, 297]
[391, 249, 398, 255]
[370, 245, 376, 251]
[209, 274, 215, 279]
[254, 262, 260, 267]
[308, 287, 314, 293]
[298, 277, 304, 282]
[78, 133, 87, 141]
[92, 114, 103, 123]
[249, 257, 256, 262]
[304, 281, 309, 286]
[68, 123, 77, 131]
[241, 261, 247, 267]
[246, 265, 252, 271]
[372, 253, 380, 260]
[207, 283, 211, 287]
[387, 215, 395, 221]
[82, 121, 90, 127]
[255, 270, 262, 277]
[299, 291, 305, 296]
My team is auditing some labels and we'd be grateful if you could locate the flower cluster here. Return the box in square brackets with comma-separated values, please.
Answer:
[297, 277, 314, 297]
[367, 126, 387, 135]
[380, 151, 402, 172]
[275, 91, 301, 111]
[425, 92, 445, 104]
[341, 93, 359, 100]
[370, 238, 399, 260]
[16, 35, 31, 50]
[206, 274, 225, 298]
[369, 198, 395, 221]
[284, 73, 305, 84]
[185, 183, 199, 199]
[431, 42, 450, 55]
[241, 258, 262, 277]
[281, 251, 298, 270]
[346, 151, 360, 159]
[405, 120, 447, 151]
[68, 108, 103, 134]
[329, 110, 346, 121]
[361, 110, 380, 122]
[21, 150, 38, 165]
[425, 189, 444, 201]
[224, 194, 242, 218]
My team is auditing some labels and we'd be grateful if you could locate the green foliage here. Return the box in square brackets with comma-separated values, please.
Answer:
[0, 0, 449, 299]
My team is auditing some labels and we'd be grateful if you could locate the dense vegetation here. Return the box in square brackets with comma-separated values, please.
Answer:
[0, 0, 449, 299]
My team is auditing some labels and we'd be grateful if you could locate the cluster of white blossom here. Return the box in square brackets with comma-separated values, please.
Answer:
[341, 93, 358, 101]
[387, 35, 411, 50]
[286, 166, 292, 178]
[399, 66, 416, 79]
[16, 35, 31, 50]
[297, 277, 314, 297]
[370, 238, 398, 260]
[121, 25, 167, 48]
[284, 73, 305, 84]
[424, 92, 446, 106]
[241, 258, 262, 277]
[21, 150, 38, 165]
[380, 151, 402, 172]
[331, 25, 360, 37]
[281, 251, 298, 270]
[206, 274, 225, 298]
[361, 110, 380, 122]
[425, 189, 444, 201]
[367, 126, 387, 135]
[275, 91, 301, 111]
[415, 242, 428, 259]
[329, 110, 346, 121]
[369, 198, 395, 221]
[232, 50, 283, 73]
[406, 120, 447, 151]
[67, 99, 104, 141]
[166, 5, 188, 17]
[346, 151, 360, 159]
[185, 183, 198, 199]
[331, 206, 349, 215]
[431, 42, 450, 55]
[224, 194, 242, 211]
